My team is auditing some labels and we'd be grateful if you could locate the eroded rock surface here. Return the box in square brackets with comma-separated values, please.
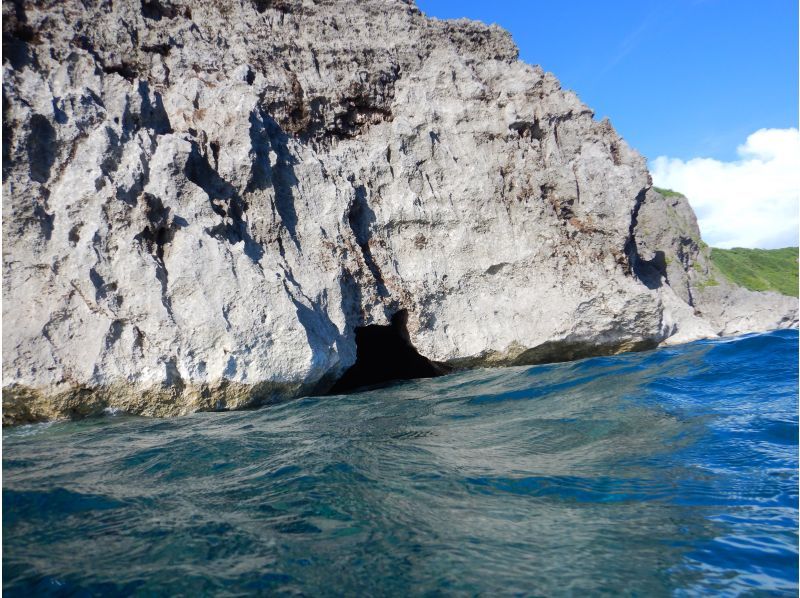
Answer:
[3, 0, 796, 423]
[634, 188, 797, 343]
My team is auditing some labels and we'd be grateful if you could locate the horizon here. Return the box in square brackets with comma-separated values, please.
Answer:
[416, 0, 799, 250]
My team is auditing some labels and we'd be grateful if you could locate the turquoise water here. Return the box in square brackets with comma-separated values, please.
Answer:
[4, 330, 798, 596]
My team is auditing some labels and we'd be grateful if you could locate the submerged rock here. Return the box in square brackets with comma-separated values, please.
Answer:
[3, 0, 796, 423]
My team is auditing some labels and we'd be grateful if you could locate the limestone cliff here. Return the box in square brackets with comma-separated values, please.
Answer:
[634, 188, 797, 341]
[3, 0, 796, 424]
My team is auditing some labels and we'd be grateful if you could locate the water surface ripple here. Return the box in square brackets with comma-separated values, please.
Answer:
[4, 330, 798, 595]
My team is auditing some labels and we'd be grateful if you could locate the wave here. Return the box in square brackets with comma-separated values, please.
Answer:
[4, 330, 798, 595]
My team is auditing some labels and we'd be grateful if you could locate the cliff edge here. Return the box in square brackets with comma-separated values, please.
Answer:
[3, 0, 796, 423]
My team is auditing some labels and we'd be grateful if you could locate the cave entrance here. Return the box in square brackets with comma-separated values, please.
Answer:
[329, 310, 450, 394]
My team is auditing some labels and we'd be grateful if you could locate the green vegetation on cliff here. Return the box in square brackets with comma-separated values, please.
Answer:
[652, 187, 684, 198]
[710, 247, 799, 297]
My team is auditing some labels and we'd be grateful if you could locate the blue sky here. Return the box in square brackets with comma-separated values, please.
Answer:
[416, 0, 798, 162]
[417, 0, 799, 248]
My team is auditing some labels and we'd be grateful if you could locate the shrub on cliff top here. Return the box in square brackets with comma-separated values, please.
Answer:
[653, 186, 684, 198]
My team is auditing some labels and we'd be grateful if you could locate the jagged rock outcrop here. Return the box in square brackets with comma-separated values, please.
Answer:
[3, 0, 796, 424]
[634, 188, 797, 340]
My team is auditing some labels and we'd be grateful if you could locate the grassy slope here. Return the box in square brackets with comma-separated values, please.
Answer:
[710, 247, 799, 297]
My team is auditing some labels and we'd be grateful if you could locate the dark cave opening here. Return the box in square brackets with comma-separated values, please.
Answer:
[329, 310, 451, 394]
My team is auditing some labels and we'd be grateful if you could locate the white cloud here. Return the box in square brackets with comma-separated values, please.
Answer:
[649, 128, 799, 249]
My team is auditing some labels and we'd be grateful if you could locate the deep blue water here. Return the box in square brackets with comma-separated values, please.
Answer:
[4, 329, 798, 596]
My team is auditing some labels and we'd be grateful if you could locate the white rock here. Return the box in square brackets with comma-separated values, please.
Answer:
[2, 0, 795, 423]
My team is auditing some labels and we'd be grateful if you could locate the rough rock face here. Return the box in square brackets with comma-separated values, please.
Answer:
[2, 0, 796, 423]
[634, 188, 798, 341]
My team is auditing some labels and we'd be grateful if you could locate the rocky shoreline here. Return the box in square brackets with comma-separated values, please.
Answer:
[3, 0, 796, 424]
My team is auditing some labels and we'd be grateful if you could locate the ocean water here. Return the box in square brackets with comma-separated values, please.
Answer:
[3, 330, 798, 596]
